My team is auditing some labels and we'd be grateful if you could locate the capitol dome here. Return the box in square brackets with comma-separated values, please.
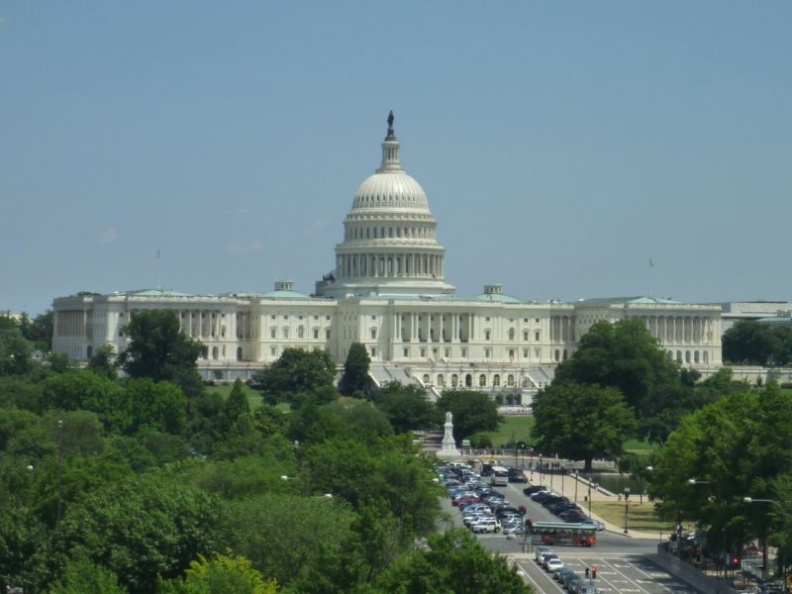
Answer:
[315, 112, 455, 299]
[352, 172, 430, 212]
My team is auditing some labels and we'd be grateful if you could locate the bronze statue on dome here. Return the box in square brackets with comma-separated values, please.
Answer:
[387, 110, 394, 129]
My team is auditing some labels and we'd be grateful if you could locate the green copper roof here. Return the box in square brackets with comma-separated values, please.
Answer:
[472, 292, 523, 304]
[125, 288, 195, 298]
[260, 289, 311, 300]
[577, 296, 683, 306]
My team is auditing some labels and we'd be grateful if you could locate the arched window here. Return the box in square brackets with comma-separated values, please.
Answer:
[437, 374, 445, 387]
[212, 346, 219, 360]
[508, 328, 515, 341]
[283, 327, 289, 339]
[507, 374, 515, 387]
[694, 351, 700, 363]
[422, 373, 430, 384]
[479, 374, 487, 387]
[451, 374, 459, 387]
[236, 347, 243, 361]
[298, 326, 305, 339]
[493, 374, 501, 387]
[465, 374, 473, 387]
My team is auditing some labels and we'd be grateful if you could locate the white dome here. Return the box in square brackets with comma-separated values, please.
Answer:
[352, 172, 430, 212]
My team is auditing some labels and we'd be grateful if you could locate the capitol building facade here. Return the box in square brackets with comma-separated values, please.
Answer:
[52, 115, 723, 396]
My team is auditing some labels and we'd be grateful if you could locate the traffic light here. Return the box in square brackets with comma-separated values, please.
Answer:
[592, 566, 598, 579]
[525, 518, 533, 528]
[584, 567, 590, 579]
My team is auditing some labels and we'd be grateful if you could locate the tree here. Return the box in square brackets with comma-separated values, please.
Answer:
[18, 310, 53, 352]
[371, 529, 532, 594]
[253, 348, 337, 403]
[48, 558, 128, 594]
[723, 320, 790, 366]
[372, 382, 440, 434]
[158, 553, 277, 594]
[0, 324, 33, 376]
[222, 492, 356, 593]
[531, 382, 637, 472]
[434, 390, 500, 442]
[87, 344, 118, 380]
[56, 472, 221, 594]
[118, 310, 205, 397]
[553, 319, 685, 442]
[339, 342, 371, 396]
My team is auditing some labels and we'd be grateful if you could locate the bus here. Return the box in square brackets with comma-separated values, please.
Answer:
[528, 522, 597, 547]
[490, 465, 510, 487]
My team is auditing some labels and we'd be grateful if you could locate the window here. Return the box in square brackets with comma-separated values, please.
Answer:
[283, 328, 289, 339]
[479, 374, 487, 387]
[313, 328, 319, 339]
[523, 331, 529, 341]
[451, 374, 458, 387]
[370, 328, 377, 339]
[508, 328, 515, 340]
[535, 331, 540, 341]
[270, 328, 276, 339]
[403, 347, 409, 357]
[371, 348, 376, 357]
[507, 374, 515, 387]
[437, 374, 445, 387]
[423, 374, 430, 384]
[298, 326, 305, 338]
[493, 374, 501, 387]
[485, 348, 491, 358]
[523, 349, 528, 358]
[420, 348, 426, 357]
[270, 346, 277, 356]
[485, 330, 491, 340]
[461, 348, 467, 358]
[325, 329, 331, 339]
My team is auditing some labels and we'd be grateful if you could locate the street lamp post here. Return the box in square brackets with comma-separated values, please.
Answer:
[744, 497, 786, 583]
[539, 454, 543, 482]
[623, 488, 631, 534]
[574, 471, 579, 503]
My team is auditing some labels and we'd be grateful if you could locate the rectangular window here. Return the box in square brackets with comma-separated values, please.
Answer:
[523, 348, 528, 358]
[270, 346, 277, 356]
[509, 349, 515, 359]
[420, 348, 426, 357]
[485, 348, 491, 359]
[325, 329, 331, 339]
[535, 331, 540, 341]
[370, 348, 376, 357]
[270, 328, 276, 339]
[444, 348, 450, 358]
[461, 348, 467, 358]
[403, 347, 409, 357]
[313, 329, 319, 339]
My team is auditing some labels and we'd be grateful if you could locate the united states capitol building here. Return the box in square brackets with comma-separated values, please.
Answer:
[52, 114, 723, 396]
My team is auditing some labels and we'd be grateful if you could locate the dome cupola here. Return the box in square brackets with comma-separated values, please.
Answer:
[316, 112, 454, 298]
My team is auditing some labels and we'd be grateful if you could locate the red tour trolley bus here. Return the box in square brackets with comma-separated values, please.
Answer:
[529, 521, 597, 547]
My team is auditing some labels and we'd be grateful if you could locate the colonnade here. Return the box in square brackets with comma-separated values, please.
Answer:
[336, 252, 444, 279]
[643, 315, 718, 344]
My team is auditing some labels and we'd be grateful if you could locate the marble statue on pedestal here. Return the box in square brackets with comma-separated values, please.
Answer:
[437, 411, 461, 458]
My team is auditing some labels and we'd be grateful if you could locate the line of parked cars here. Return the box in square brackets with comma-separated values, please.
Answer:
[523, 485, 605, 531]
[437, 462, 528, 536]
[535, 547, 599, 594]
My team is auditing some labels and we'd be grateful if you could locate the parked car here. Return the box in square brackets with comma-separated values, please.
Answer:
[546, 557, 565, 573]
[534, 546, 553, 562]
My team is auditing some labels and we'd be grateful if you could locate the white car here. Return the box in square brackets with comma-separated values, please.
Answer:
[535, 546, 553, 563]
[470, 518, 501, 533]
[546, 557, 565, 573]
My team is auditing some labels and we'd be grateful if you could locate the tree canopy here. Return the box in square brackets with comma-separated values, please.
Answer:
[339, 342, 372, 396]
[118, 310, 206, 398]
[435, 389, 500, 442]
[531, 382, 637, 471]
[553, 319, 689, 442]
[372, 381, 441, 434]
[253, 348, 337, 404]
[723, 320, 792, 366]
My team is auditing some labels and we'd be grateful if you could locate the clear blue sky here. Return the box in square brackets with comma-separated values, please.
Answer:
[2, 2, 790, 315]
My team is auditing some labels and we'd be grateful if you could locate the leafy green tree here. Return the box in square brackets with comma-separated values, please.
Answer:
[532, 382, 636, 472]
[56, 472, 221, 594]
[253, 348, 337, 403]
[158, 553, 277, 594]
[371, 529, 532, 594]
[88, 344, 119, 380]
[435, 390, 500, 442]
[118, 310, 205, 397]
[0, 324, 33, 376]
[18, 310, 54, 352]
[723, 320, 790, 366]
[289, 399, 393, 447]
[339, 342, 371, 396]
[222, 493, 356, 593]
[48, 558, 128, 594]
[372, 382, 440, 434]
[554, 319, 685, 442]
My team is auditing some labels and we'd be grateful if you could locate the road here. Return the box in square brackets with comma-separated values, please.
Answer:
[444, 479, 703, 594]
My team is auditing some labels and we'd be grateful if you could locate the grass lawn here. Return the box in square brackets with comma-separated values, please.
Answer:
[480, 415, 535, 447]
[206, 382, 266, 409]
[590, 499, 673, 537]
